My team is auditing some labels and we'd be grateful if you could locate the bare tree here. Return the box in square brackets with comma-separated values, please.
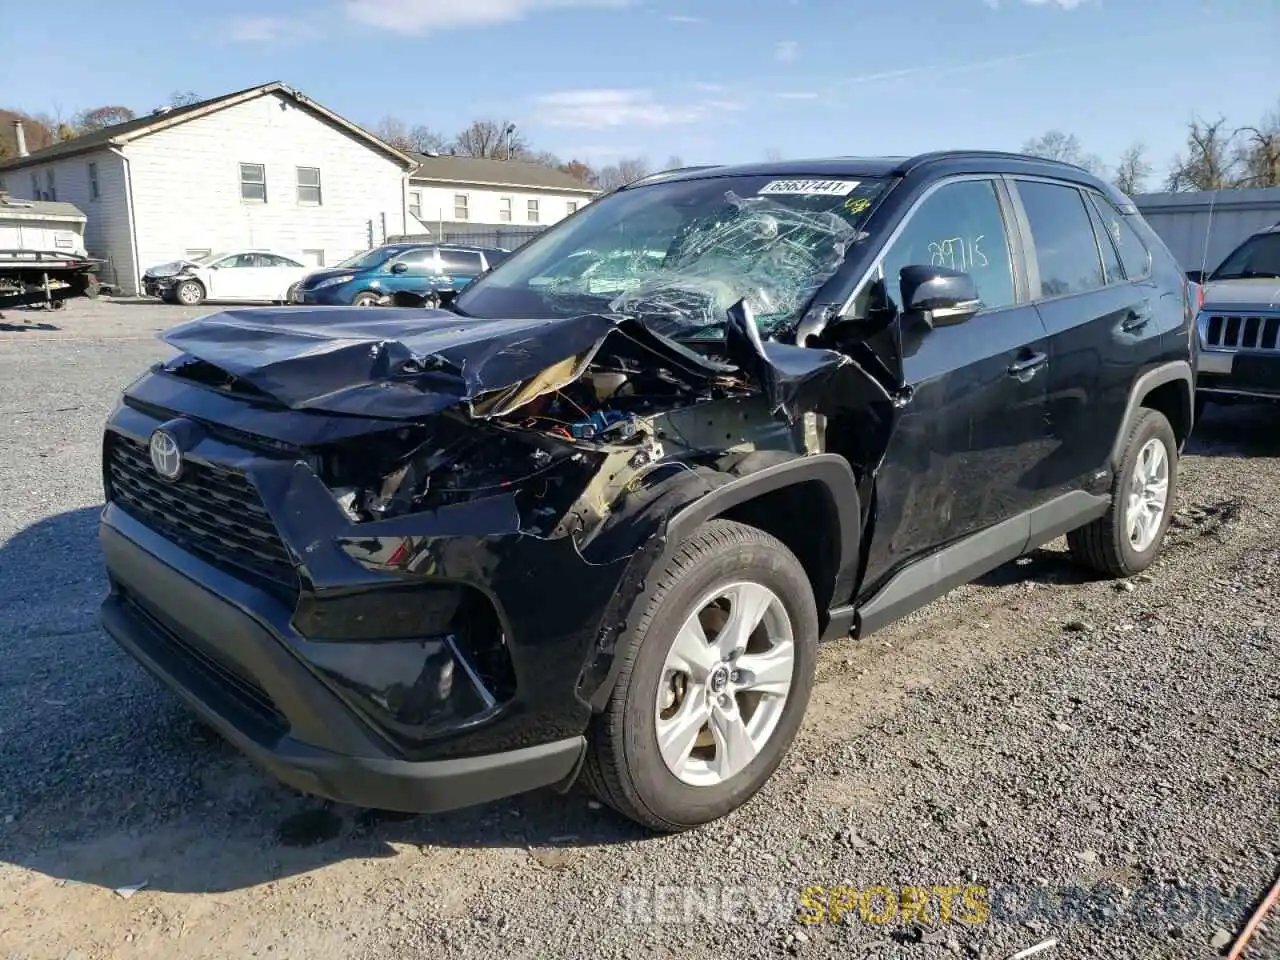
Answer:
[169, 91, 202, 107]
[594, 157, 652, 191]
[1234, 103, 1280, 188]
[74, 105, 136, 133]
[372, 115, 415, 152]
[664, 155, 685, 170]
[1021, 130, 1105, 175]
[1165, 116, 1243, 191]
[453, 119, 528, 159]
[1112, 142, 1153, 196]
[558, 159, 596, 184]
[407, 124, 450, 154]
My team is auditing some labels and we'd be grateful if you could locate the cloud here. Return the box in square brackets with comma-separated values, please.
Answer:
[533, 89, 714, 129]
[227, 16, 320, 42]
[342, 0, 633, 33]
[667, 14, 705, 22]
[774, 91, 821, 100]
[774, 40, 799, 62]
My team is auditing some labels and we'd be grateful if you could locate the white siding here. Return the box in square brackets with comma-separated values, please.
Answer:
[125, 92, 407, 279]
[0, 150, 136, 292]
[408, 183, 590, 229]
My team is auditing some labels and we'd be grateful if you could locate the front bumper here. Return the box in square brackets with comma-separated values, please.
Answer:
[1196, 350, 1280, 400]
[96, 382, 646, 812]
[293, 284, 358, 305]
[99, 520, 584, 812]
[143, 276, 179, 298]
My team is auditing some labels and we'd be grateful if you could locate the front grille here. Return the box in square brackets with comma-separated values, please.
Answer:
[105, 432, 299, 600]
[121, 590, 288, 735]
[1204, 313, 1280, 351]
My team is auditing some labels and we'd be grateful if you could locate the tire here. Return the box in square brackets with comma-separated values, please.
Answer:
[583, 518, 818, 832]
[175, 279, 204, 306]
[352, 291, 380, 307]
[1067, 408, 1177, 578]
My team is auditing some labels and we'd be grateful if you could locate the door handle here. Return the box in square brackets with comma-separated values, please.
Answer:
[1122, 301, 1153, 332]
[1008, 351, 1048, 376]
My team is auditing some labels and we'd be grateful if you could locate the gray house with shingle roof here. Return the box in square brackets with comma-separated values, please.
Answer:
[406, 152, 598, 233]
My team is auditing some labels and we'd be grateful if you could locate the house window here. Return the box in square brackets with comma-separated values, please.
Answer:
[454, 193, 469, 221]
[296, 166, 322, 205]
[499, 197, 512, 222]
[239, 163, 266, 202]
[45, 169, 56, 201]
[566, 201, 578, 216]
[88, 162, 100, 201]
[527, 198, 539, 223]
[408, 191, 422, 219]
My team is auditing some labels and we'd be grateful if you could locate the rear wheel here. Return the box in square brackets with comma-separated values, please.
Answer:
[1068, 408, 1177, 578]
[583, 519, 818, 832]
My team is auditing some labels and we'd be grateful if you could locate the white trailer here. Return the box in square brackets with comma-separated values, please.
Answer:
[0, 192, 106, 310]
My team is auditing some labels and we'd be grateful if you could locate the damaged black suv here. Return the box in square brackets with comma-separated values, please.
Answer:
[98, 153, 1197, 832]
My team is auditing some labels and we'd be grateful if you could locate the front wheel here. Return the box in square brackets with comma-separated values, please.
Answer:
[351, 291, 380, 307]
[1067, 408, 1177, 578]
[583, 519, 818, 832]
[174, 279, 204, 306]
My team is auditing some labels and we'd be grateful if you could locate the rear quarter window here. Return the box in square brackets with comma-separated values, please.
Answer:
[1090, 194, 1151, 280]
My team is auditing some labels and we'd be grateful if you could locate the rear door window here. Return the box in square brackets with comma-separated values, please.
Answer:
[440, 250, 485, 274]
[1015, 180, 1106, 298]
[1089, 194, 1151, 280]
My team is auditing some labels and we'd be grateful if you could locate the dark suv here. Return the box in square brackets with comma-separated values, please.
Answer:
[97, 152, 1196, 832]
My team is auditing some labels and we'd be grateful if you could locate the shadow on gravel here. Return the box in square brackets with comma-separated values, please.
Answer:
[1, 507, 643, 898]
[0, 318, 61, 332]
[1189, 401, 1280, 459]
[972, 546, 1100, 589]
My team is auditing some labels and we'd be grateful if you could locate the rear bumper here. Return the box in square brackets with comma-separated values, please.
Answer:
[98, 513, 586, 813]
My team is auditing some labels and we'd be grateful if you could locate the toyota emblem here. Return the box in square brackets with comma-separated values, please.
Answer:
[149, 429, 184, 481]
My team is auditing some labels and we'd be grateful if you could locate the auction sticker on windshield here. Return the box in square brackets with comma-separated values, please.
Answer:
[758, 179, 860, 196]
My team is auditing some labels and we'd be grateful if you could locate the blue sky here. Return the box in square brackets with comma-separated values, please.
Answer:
[1, 0, 1275, 186]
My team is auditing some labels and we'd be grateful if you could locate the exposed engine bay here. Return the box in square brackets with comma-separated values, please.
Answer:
[155, 295, 904, 547]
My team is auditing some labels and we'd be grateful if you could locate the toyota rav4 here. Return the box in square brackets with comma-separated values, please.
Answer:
[98, 152, 1197, 832]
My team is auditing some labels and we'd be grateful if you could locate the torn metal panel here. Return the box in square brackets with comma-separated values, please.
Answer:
[160, 307, 621, 418]
[607, 191, 858, 338]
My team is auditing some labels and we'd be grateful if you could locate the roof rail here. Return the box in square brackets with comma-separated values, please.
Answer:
[898, 150, 1096, 176]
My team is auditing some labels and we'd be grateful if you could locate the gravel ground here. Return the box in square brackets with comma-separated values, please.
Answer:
[1, 299, 1276, 960]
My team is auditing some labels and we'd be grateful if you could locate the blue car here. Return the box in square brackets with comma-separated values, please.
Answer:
[292, 243, 508, 306]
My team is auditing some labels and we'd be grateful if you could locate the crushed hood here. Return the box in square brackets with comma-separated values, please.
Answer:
[159, 304, 900, 425]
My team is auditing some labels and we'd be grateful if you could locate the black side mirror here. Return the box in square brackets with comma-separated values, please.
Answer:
[390, 262, 409, 275]
[899, 264, 981, 328]
[1185, 269, 1205, 284]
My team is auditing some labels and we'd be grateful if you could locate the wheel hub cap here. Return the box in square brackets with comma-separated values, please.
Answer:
[654, 581, 796, 788]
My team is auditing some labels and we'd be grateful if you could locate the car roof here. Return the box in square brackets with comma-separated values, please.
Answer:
[626, 150, 1122, 198]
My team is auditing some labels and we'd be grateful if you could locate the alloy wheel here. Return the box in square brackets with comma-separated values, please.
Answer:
[1126, 437, 1170, 552]
[654, 581, 795, 787]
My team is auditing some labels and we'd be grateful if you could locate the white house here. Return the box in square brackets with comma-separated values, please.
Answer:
[0, 82, 415, 295]
[406, 153, 599, 234]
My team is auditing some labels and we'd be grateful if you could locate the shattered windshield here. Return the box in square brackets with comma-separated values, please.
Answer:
[455, 175, 889, 338]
